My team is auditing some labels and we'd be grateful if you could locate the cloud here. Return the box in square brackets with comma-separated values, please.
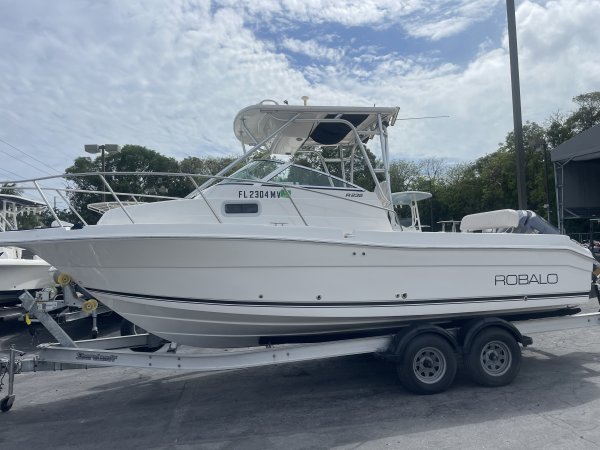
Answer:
[403, 0, 502, 41]
[0, 0, 598, 183]
[216, 0, 502, 39]
[282, 38, 343, 62]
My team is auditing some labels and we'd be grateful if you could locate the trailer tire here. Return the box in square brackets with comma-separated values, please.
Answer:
[1, 395, 14, 412]
[120, 319, 163, 353]
[397, 334, 457, 395]
[464, 327, 521, 387]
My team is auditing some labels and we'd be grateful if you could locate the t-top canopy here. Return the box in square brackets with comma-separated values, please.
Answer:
[1, 194, 47, 232]
[0, 194, 46, 209]
[233, 102, 399, 155]
[87, 201, 141, 214]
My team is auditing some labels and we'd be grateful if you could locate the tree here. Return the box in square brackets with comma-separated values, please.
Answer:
[65, 145, 182, 224]
[179, 155, 236, 192]
[62, 146, 240, 225]
[546, 92, 600, 147]
[293, 146, 379, 191]
[388, 160, 420, 193]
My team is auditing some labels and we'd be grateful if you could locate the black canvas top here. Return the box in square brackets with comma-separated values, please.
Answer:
[551, 123, 600, 162]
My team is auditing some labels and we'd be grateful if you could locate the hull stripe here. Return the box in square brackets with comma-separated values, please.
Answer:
[87, 287, 589, 308]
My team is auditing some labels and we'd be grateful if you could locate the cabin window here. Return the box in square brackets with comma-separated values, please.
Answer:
[222, 160, 284, 184]
[269, 165, 357, 188]
[224, 203, 259, 214]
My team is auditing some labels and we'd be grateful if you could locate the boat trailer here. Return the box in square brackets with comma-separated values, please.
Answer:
[3, 289, 600, 413]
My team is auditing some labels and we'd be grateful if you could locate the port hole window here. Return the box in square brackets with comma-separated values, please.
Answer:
[224, 203, 259, 214]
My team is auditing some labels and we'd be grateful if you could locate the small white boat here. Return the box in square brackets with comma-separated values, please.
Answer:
[0, 194, 52, 305]
[0, 101, 594, 346]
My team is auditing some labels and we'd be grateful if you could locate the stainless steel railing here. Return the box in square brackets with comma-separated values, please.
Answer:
[1, 171, 396, 228]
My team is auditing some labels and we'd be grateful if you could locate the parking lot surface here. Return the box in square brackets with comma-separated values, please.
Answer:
[2, 313, 600, 449]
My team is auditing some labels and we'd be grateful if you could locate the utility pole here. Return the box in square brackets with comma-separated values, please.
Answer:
[506, 0, 527, 210]
[84, 144, 121, 203]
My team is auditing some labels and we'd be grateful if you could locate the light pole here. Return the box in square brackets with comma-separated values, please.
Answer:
[84, 144, 121, 202]
[506, 0, 527, 210]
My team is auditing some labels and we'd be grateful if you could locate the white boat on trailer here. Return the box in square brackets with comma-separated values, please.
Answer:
[0, 101, 593, 347]
[0, 100, 598, 407]
[0, 194, 52, 307]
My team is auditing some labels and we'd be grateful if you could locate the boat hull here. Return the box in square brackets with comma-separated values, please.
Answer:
[1, 225, 593, 347]
[0, 258, 52, 305]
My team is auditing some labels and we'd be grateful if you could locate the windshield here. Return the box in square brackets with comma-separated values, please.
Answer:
[268, 164, 359, 189]
[223, 160, 284, 183]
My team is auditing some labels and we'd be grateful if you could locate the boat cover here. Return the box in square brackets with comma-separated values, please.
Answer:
[460, 209, 560, 234]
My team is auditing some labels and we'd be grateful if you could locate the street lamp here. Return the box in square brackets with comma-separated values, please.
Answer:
[84, 144, 121, 202]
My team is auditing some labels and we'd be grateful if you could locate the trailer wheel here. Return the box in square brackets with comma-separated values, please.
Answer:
[397, 334, 457, 395]
[465, 327, 521, 387]
[120, 319, 163, 353]
[1, 395, 14, 412]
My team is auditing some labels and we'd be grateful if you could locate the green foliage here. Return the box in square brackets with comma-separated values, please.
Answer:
[546, 92, 600, 147]
[388, 160, 421, 193]
[64, 145, 234, 224]
[180, 155, 236, 190]
[16, 211, 44, 229]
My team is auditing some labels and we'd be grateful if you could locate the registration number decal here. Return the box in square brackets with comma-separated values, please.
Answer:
[238, 190, 291, 199]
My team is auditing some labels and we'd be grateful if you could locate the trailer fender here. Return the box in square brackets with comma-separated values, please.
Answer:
[381, 325, 460, 362]
[460, 318, 532, 355]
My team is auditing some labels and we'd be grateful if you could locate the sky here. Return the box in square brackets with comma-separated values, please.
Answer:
[0, 0, 599, 182]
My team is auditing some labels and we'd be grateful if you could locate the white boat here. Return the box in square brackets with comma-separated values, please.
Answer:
[0, 101, 594, 346]
[0, 194, 52, 305]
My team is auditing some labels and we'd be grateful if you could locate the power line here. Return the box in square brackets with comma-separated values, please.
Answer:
[0, 146, 57, 177]
[0, 137, 63, 174]
[0, 166, 23, 180]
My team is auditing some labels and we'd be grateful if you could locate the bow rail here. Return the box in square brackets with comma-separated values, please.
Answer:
[1, 171, 396, 229]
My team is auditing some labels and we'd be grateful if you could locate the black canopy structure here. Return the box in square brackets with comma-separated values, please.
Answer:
[551, 123, 600, 233]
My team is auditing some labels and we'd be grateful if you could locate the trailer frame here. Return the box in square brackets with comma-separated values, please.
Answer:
[2, 297, 600, 412]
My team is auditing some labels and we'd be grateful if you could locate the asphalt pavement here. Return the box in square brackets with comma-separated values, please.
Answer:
[2, 309, 600, 449]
